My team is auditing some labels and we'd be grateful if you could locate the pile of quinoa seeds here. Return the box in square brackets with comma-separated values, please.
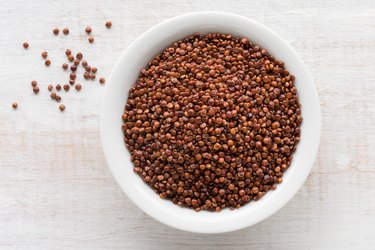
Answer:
[122, 33, 302, 212]
[14, 21, 112, 111]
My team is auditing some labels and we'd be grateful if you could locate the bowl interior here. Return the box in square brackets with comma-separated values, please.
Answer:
[100, 12, 321, 234]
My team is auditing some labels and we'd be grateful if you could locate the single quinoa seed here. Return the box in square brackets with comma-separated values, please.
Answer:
[12, 102, 18, 109]
[45, 59, 51, 66]
[99, 77, 105, 84]
[32, 86, 39, 94]
[59, 104, 65, 111]
[75, 83, 82, 91]
[81, 60, 88, 67]
[63, 28, 69, 35]
[62, 63, 68, 70]
[88, 36, 94, 43]
[63, 84, 70, 91]
[23, 42, 29, 49]
[85, 26, 92, 34]
[31, 80, 37, 87]
[91, 67, 97, 73]
[56, 84, 61, 91]
[50, 92, 57, 100]
[122, 33, 302, 212]
[76, 52, 83, 59]
[56, 95, 61, 102]
[68, 55, 74, 62]
[65, 49, 71, 56]
[48, 84, 53, 91]
[41, 51, 48, 59]
[105, 21, 112, 28]
[53, 28, 59, 35]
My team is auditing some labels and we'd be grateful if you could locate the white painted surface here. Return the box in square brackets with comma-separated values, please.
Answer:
[0, 0, 374, 249]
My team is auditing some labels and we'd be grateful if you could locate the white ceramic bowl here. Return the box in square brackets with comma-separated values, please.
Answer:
[100, 11, 321, 234]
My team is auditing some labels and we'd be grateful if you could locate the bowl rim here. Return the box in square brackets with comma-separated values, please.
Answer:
[100, 11, 321, 234]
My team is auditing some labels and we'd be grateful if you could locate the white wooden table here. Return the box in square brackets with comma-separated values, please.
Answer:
[1, 0, 374, 249]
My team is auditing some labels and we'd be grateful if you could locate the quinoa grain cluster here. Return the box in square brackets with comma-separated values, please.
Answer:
[122, 33, 302, 211]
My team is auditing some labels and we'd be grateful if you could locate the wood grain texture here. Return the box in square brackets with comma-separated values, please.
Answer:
[1, 0, 375, 249]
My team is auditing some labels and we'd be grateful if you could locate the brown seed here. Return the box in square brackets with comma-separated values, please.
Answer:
[91, 67, 97, 73]
[50, 92, 57, 99]
[99, 77, 105, 84]
[68, 55, 74, 62]
[90, 74, 96, 80]
[70, 65, 77, 72]
[31, 80, 37, 87]
[59, 104, 65, 111]
[65, 49, 71, 56]
[62, 63, 68, 70]
[41, 51, 48, 59]
[69, 79, 75, 85]
[23, 42, 29, 49]
[85, 66, 91, 72]
[45, 59, 51, 66]
[105, 21, 112, 28]
[56, 84, 61, 91]
[74, 59, 80, 66]
[53, 28, 59, 35]
[76, 52, 83, 59]
[88, 36, 94, 43]
[32, 86, 39, 94]
[63, 28, 69, 35]
[48, 84, 53, 91]
[63, 84, 70, 91]
[75, 83, 82, 91]
[55, 95, 61, 102]
[12, 102, 18, 109]
[81, 60, 88, 67]
[85, 26, 92, 34]
[83, 72, 90, 79]
[70, 73, 76, 80]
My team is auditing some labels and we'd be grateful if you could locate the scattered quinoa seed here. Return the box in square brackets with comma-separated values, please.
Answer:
[48, 84, 53, 91]
[23, 42, 29, 49]
[68, 55, 74, 62]
[50, 92, 57, 99]
[45, 59, 51, 66]
[53, 28, 59, 35]
[85, 27, 92, 34]
[56, 95, 61, 102]
[65, 49, 71, 56]
[31, 80, 37, 87]
[88, 36, 94, 43]
[91, 67, 97, 73]
[56, 84, 61, 91]
[82, 60, 88, 67]
[76, 52, 83, 59]
[83, 72, 90, 79]
[63, 28, 69, 35]
[59, 104, 65, 111]
[12, 102, 18, 109]
[105, 21, 112, 28]
[62, 63, 68, 70]
[32, 86, 39, 94]
[99, 77, 105, 84]
[41, 51, 48, 59]
[75, 83, 82, 91]
[63, 84, 70, 91]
